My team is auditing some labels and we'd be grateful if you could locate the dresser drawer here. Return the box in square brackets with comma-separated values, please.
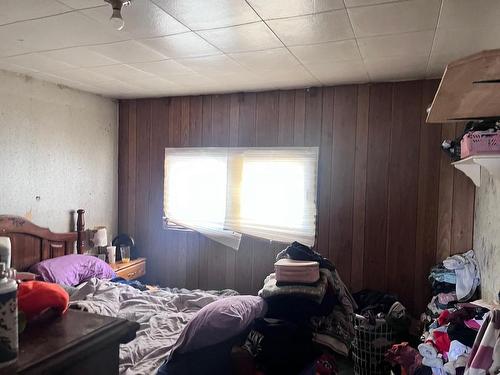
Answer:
[115, 261, 145, 280]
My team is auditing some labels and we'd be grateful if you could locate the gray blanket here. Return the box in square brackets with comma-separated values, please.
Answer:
[258, 271, 328, 303]
[70, 278, 238, 375]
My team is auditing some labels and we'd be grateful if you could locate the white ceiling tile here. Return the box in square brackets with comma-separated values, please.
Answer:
[93, 89, 135, 98]
[0, 0, 71, 25]
[306, 59, 368, 84]
[357, 30, 434, 59]
[0, 61, 39, 75]
[432, 26, 500, 61]
[30, 71, 97, 92]
[344, 0, 404, 7]
[130, 77, 179, 91]
[0, 0, 497, 98]
[364, 55, 428, 81]
[49, 67, 116, 86]
[3, 53, 77, 73]
[197, 22, 282, 53]
[80, 1, 188, 39]
[247, 0, 344, 20]
[0, 12, 126, 57]
[131, 60, 197, 78]
[40, 46, 119, 67]
[165, 73, 218, 87]
[89, 40, 166, 63]
[348, 0, 440, 37]
[90, 64, 155, 81]
[214, 72, 261, 84]
[267, 10, 354, 46]
[176, 55, 250, 75]
[192, 78, 271, 93]
[92, 78, 137, 91]
[63, 81, 101, 94]
[439, 0, 500, 30]
[228, 48, 299, 71]
[428, 25, 500, 77]
[425, 54, 449, 78]
[257, 65, 319, 85]
[57, 0, 106, 9]
[151, 0, 259, 30]
[141, 32, 221, 59]
[290, 39, 360, 65]
[90, 79, 140, 97]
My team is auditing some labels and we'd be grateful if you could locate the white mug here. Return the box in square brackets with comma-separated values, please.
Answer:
[106, 246, 116, 264]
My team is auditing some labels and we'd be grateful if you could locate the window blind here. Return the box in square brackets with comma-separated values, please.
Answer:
[164, 147, 318, 250]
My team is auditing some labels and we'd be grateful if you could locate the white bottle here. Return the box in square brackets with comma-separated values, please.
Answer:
[0, 262, 18, 368]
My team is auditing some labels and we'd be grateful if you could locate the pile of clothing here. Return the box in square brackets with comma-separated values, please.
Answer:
[351, 290, 411, 374]
[353, 289, 410, 337]
[241, 242, 356, 375]
[385, 306, 490, 375]
[426, 250, 480, 320]
[417, 306, 488, 374]
[384, 249, 499, 375]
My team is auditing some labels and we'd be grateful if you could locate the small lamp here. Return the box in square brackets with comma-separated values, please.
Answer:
[93, 227, 108, 257]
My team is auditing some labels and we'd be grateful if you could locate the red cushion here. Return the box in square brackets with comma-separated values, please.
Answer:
[18, 281, 69, 320]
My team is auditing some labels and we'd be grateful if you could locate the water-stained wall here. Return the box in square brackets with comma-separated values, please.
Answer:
[474, 172, 500, 302]
[0, 69, 118, 236]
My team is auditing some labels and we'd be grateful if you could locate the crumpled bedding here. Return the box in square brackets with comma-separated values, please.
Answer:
[69, 278, 238, 375]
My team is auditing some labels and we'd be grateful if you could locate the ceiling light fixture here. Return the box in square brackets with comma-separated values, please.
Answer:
[105, 0, 131, 31]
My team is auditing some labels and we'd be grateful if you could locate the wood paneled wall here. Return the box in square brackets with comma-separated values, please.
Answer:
[118, 80, 474, 315]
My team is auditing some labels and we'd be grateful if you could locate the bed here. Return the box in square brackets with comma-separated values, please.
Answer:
[0, 209, 87, 269]
[0, 211, 253, 375]
[1, 212, 356, 375]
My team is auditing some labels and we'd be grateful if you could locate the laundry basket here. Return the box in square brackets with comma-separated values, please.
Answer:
[351, 314, 394, 375]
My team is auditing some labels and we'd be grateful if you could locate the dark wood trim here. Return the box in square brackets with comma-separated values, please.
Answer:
[0, 216, 78, 243]
[76, 209, 85, 253]
[0, 210, 86, 270]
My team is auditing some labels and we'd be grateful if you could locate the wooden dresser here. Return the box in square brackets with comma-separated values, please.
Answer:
[16, 309, 139, 374]
[110, 257, 146, 281]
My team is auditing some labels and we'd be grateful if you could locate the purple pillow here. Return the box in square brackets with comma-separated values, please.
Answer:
[29, 254, 116, 286]
[172, 295, 267, 355]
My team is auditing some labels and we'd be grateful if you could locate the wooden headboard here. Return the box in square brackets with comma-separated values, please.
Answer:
[0, 209, 86, 271]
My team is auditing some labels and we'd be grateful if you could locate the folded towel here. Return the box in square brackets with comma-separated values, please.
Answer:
[258, 271, 327, 304]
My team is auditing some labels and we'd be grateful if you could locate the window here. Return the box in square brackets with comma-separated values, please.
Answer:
[164, 147, 318, 250]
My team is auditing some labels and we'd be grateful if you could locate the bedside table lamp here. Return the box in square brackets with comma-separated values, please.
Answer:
[93, 227, 108, 260]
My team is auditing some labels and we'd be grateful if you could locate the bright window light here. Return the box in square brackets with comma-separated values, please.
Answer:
[165, 154, 227, 229]
[164, 147, 318, 249]
[240, 160, 305, 229]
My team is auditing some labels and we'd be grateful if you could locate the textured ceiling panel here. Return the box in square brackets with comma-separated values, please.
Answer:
[0, 0, 497, 98]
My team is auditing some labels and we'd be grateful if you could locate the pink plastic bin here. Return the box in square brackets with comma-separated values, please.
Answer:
[461, 131, 500, 158]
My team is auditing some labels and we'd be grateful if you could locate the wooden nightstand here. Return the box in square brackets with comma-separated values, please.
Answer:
[16, 309, 139, 374]
[110, 257, 146, 280]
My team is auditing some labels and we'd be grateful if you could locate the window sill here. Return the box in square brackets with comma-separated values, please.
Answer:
[162, 220, 194, 232]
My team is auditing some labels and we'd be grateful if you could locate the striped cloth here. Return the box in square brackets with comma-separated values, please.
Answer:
[465, 309, 500, 375]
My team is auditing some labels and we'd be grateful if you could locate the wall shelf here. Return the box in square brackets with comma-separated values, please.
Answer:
[427, 49, 500, 123]
[452, 154, 500, 186]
